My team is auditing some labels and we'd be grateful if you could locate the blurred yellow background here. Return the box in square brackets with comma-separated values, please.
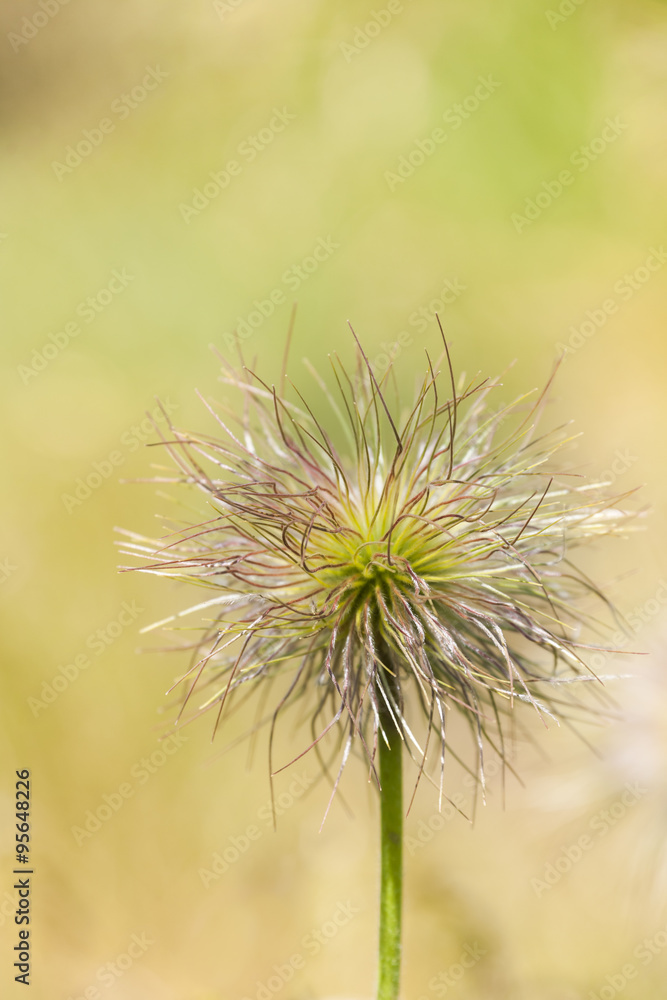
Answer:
[1, 1, 667, 998]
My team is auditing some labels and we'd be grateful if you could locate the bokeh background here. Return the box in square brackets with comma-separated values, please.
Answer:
[2, 1, 667, 997]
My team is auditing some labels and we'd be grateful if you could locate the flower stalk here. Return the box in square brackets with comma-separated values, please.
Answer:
[377, 653, 403, 1000]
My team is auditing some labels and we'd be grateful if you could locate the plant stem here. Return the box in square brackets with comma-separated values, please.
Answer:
[377, 693, 403, 1000]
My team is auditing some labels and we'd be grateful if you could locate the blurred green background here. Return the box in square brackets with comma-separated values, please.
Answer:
[1, 1, 667, 997]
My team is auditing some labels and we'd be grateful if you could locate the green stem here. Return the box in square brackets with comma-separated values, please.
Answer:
[377, 694, 403, 1000]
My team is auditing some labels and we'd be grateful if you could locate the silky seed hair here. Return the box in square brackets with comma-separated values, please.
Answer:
[120, 325, 637, 814]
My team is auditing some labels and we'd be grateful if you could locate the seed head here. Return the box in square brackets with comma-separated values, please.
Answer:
[121, 328, 636, 808]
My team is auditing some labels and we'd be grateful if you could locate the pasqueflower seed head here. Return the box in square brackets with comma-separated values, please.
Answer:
[121, 328, 637, 805]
